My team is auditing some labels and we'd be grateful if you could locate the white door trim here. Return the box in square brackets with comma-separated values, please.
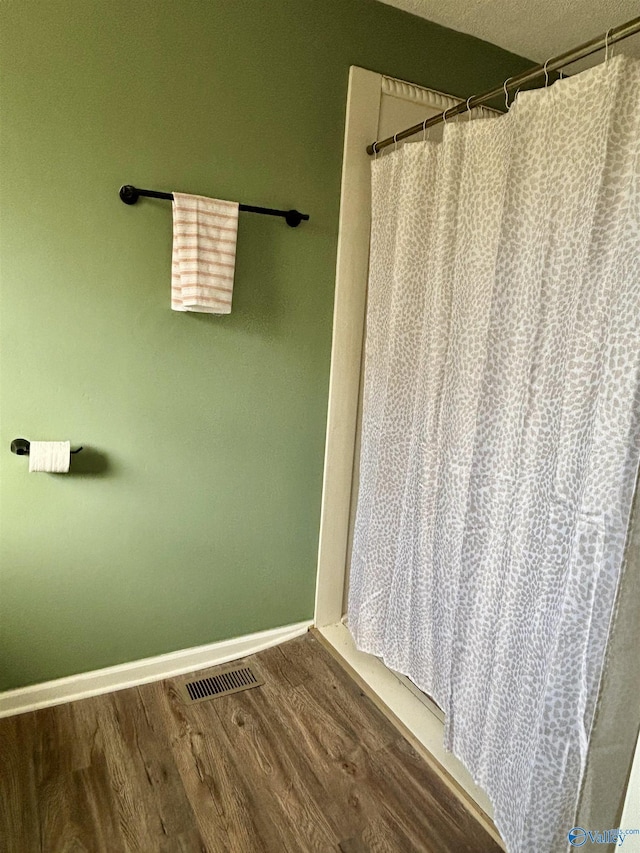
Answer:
[314, 66, 382, 628]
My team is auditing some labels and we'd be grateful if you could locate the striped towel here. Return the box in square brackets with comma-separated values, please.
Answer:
[171, 193, 239, 314]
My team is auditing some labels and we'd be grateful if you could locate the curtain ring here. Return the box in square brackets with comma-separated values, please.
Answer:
[372, 140, 378, 159]
[393, 133, 399, 151]
[604, 27, 613, 62]
[466, 96, 474, 121]
[504, 77, 513, 110]
[422, 117, 429, 141]
[543, 58, 551, 87]
[443, 106, 452, 125]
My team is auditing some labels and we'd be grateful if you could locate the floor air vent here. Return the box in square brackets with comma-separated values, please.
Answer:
[179, 664, 264, 704]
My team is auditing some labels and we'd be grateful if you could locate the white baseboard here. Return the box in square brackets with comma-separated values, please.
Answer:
[0, 620, 312, 719]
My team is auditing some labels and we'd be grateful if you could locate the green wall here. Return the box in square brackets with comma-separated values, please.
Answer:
[0, 0, 529, 691]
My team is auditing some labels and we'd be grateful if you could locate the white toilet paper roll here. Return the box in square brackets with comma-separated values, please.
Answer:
[28, 441, 71, 473]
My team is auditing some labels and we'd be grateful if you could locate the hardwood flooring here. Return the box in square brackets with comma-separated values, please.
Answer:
[0, 631, 502, 852]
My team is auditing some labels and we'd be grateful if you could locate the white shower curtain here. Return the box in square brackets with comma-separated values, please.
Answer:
[349, 55, 640, 853]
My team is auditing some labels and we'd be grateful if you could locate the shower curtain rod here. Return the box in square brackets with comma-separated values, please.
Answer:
[367, 15, 640, 155]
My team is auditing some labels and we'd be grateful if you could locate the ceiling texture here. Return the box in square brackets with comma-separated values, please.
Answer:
[376, 0, 640, 65]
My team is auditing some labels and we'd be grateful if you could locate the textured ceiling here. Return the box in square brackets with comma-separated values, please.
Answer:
[376, 0, 640, 64]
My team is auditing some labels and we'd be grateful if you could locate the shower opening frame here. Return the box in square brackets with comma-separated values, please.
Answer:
[313, 65, 500, 834]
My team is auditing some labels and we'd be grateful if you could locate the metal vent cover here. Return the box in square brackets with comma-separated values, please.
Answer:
[179, 663, 264, 704]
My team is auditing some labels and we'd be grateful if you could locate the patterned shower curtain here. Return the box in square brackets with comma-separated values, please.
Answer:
[348, 55, 640, 853]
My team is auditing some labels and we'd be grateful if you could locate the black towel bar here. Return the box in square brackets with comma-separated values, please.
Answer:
[119, 185, 309, 228]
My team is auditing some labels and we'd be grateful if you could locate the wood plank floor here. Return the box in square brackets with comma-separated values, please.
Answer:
[0, 632, 502, 853]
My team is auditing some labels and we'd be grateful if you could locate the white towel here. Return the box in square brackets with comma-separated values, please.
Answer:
[171, 193, 239, 314]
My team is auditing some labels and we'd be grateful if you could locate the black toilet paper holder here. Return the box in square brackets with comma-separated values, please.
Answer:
[10, 438, 84, 456]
